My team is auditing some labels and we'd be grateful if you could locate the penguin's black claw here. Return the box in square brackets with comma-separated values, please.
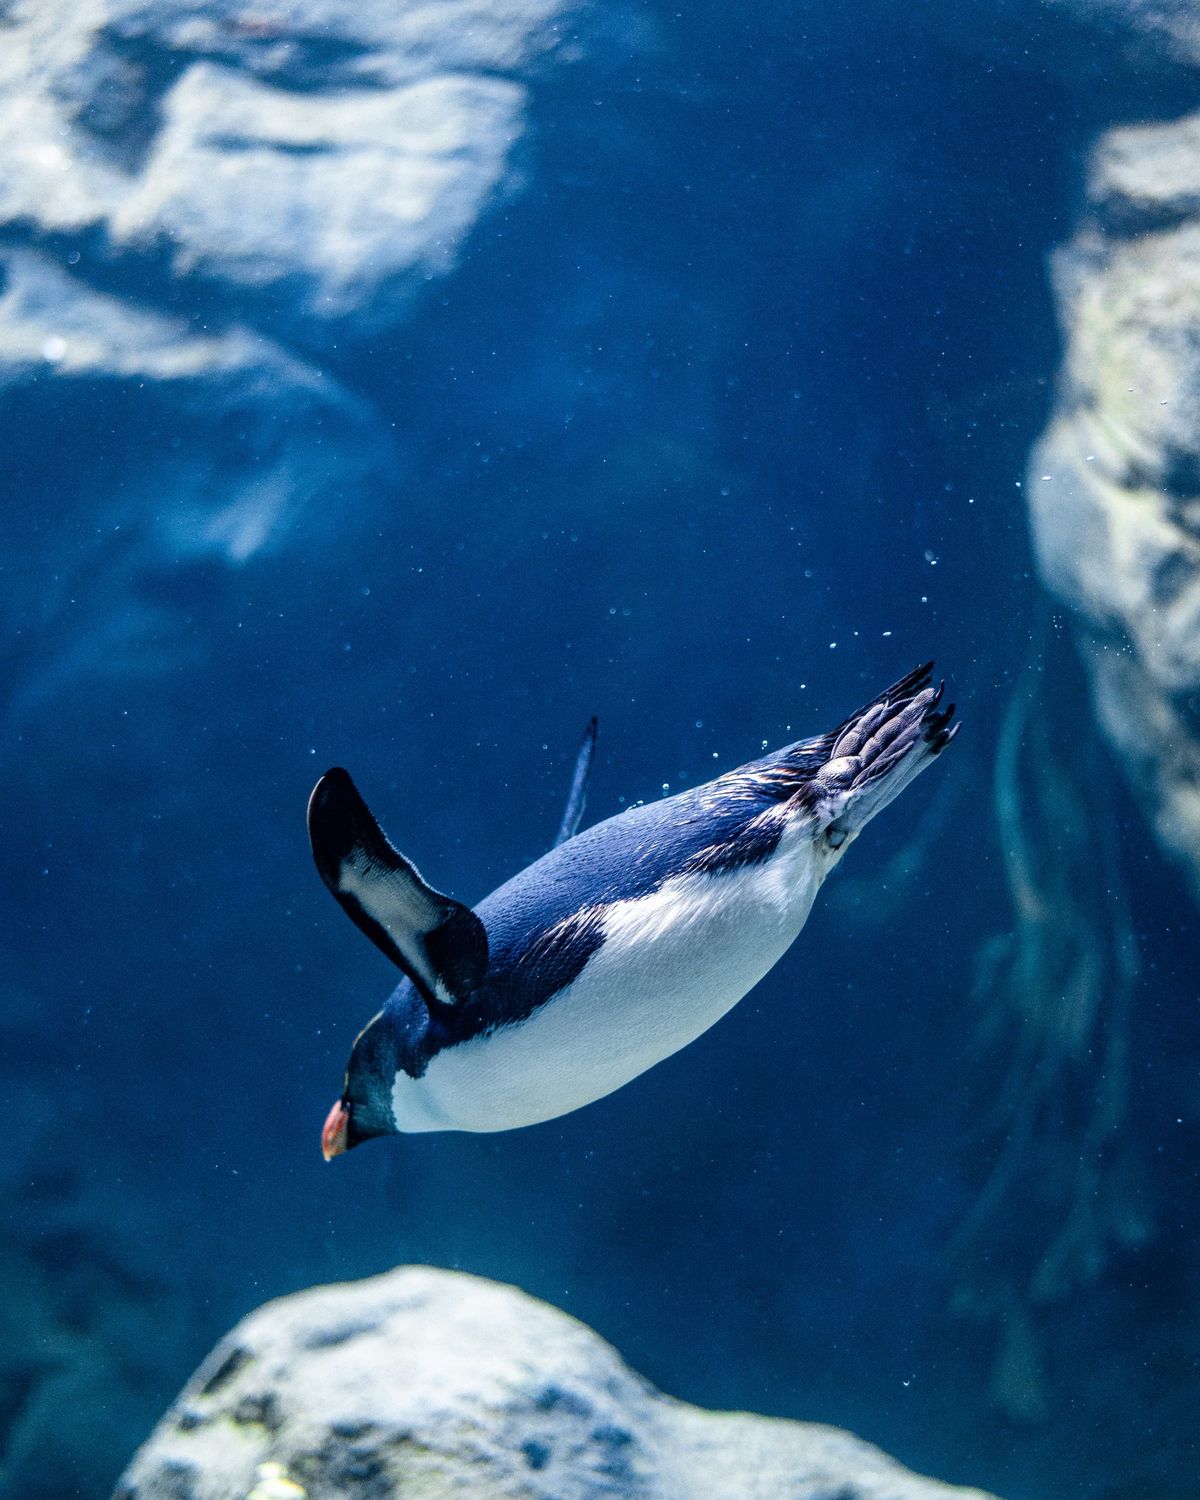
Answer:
[928, 716, 960, 755]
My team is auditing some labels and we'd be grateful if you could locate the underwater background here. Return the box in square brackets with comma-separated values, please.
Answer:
[2, 1, 1199, 1496]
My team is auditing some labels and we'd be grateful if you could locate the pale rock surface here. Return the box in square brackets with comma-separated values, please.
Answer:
[110, 64, 524, 337]
[0, 0, 577, 693]
[114, 1266, 1000, 1500]
[0, 0, 569, 347]
[1027, 109, 1200, 896]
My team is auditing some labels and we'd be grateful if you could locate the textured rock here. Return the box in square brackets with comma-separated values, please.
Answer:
[1027, 109, 1200, 896]
[0, 0, 574, 697]
[114, 1266, 999, 1500]
[0, 0, 566, 350]
[110, 63, 524, 340]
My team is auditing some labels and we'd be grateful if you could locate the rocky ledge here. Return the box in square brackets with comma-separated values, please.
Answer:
[114, 1266, 999, 1500]
[1027, 107, 1200, 899]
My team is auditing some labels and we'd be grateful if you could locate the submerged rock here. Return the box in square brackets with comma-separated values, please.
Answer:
[1027, 109, 1200, 898]
[114, 1266, 999, 1500]
[109, 62, 524, 343]
[0, 0, 576, 708]
[0, 0, 566, 349]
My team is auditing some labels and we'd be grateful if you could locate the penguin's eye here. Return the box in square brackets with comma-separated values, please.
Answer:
[825, 825, 848, 850]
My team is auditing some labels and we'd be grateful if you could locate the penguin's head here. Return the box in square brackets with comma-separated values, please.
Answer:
[321, 1010, 397, 1159]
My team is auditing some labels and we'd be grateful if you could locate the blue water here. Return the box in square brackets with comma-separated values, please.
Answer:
[4, 5, 1199, 1497]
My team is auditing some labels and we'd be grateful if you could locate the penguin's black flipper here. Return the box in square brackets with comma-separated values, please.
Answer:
[553, 717, 598, 849]
[308, 768, 487, 1008]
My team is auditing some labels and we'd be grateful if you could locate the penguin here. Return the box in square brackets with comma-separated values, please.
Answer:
[310, 664, 957, 1157]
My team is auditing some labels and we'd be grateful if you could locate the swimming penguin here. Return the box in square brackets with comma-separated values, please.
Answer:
[311, 664, 957, 1157]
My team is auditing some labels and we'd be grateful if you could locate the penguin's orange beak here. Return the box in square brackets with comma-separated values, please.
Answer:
[321, 1098, 351, 1161]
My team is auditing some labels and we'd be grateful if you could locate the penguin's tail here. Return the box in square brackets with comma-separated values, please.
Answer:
[808, 663, 958, 847]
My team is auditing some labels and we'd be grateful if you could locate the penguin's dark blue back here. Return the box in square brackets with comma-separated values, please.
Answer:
[474, 737, 829, 991]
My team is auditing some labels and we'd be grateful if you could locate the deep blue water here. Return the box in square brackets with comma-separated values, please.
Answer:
[4, 5, 1199, 1498]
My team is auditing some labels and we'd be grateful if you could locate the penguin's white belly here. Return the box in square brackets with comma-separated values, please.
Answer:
[391, 822, 824, 1133]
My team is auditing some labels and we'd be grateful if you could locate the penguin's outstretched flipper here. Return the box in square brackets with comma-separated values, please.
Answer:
[308, 768, 487, 1008]
[553, 717, 598, 849]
